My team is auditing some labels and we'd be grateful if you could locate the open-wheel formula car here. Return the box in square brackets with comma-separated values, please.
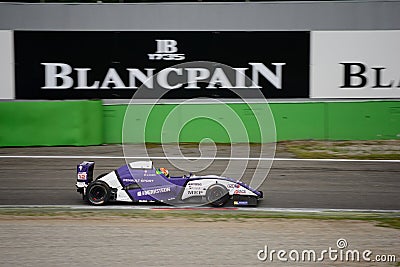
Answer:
[76, 161, 263, 207]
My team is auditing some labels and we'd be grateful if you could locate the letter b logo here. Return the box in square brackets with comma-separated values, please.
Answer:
[156, 39, 178, 53]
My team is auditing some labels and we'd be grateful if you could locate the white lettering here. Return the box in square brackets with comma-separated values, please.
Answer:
[41, 63, 286, 90]
[249, 63, 286, 89]
[362, 250, 372, 262]
[206, 67, 233, 88]
[138, 187, 171, 196]
[257, 245, 268, 261]
[127, 68, 154, 89]
[157, 68, 183, 89]
[277, 250, 287, 262]
[41, 63, 73, 89]
[75, 68, 100, 89]
[156, 40, 178, 53]
[185, 68, 210, 89]
[100, 68, 126, 89]
[233, 68, 248, 88]
[289, 250, 300, 261]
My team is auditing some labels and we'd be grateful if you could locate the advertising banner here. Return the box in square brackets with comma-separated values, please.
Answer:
[311, 31, 400, 98]
[15, 31, 310, 99]
[0, 30, 14, 99]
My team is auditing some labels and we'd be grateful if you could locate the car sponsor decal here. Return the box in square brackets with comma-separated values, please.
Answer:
[122, 178, 135, 183]
[187, 182, 202, 186]
[234, 201, 249, 205]
[234, 189, 246, 194]
[124, 178, 154, 183]
[137, 187, 171, 197]
[187, 190, 204, 195]
[77, 172, 87, 180]
[188, 187, 203, 190]
[137, 179, 154, 183]
[76, 181, 86, 187]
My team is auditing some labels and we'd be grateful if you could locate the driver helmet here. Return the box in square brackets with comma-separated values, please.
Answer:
[156, 167, 169, 178]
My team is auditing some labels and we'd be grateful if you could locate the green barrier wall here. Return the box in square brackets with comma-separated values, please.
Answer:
[1, 100, 399, 146]
[0, 100, 103, 146]
[120, 103, 273, 143]
[327, 101, 400, 140]
[103, 101, 400, 144]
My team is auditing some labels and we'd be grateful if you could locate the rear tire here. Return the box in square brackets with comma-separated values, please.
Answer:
[85, 181, 111, 205]
[206, 184, 229, 207]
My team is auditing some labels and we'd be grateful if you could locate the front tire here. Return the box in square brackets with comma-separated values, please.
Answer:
[85, 181, 111, 205]
[206, 184, 229, 207]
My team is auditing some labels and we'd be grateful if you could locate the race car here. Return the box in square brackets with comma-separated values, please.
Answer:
[76, 161, 263, 207]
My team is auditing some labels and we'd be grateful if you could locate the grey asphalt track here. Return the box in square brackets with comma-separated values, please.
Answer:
[0, 145, 398, 210]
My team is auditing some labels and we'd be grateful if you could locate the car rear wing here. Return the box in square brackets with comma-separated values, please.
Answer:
[77, 161, 95, 185]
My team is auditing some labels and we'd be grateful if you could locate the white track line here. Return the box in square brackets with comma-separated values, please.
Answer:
[0, 205, 399, 213]
[0, 155, 399, 163]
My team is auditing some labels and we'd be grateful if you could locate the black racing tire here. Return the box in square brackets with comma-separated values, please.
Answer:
[206, 184, 229, 207]
[85, 181, 111, 205]
[95, 173, 109, 180]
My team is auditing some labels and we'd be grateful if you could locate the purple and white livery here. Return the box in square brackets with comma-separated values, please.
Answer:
[76, 161, 263, 207]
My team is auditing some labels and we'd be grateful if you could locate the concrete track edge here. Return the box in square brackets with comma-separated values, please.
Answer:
[0, 205, 399, 214]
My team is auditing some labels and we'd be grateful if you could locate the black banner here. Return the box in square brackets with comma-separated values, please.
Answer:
[15, 31, 310, 99]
